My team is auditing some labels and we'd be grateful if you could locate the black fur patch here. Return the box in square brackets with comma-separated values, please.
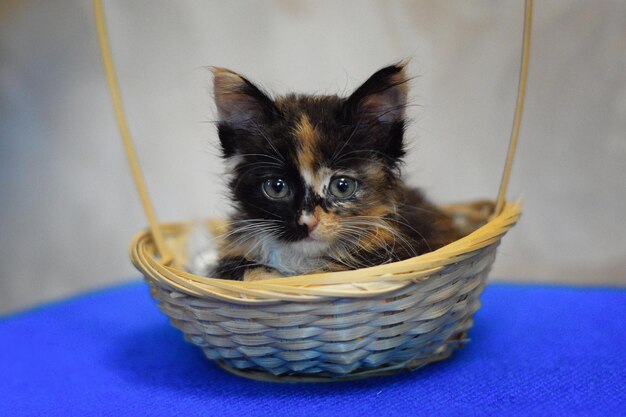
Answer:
[211, 256, 254, 280]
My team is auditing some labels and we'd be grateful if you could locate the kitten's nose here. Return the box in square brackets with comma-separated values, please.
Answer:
[298, 213, 319, 233]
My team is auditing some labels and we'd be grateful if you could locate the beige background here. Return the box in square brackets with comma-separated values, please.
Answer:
[1, 1, 625, 315]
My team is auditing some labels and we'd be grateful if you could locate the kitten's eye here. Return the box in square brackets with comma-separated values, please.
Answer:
[329, 177, 357, 199]
[262, 178, 289, 199]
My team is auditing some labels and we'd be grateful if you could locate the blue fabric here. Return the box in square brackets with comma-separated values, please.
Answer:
[1, 282, 624, 417]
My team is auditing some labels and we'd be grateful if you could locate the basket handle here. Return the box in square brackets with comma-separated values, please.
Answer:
[93, 0, 172, 264]
[494, 0, 533, 216]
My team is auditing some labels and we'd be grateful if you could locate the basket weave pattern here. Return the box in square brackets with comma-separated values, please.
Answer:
[132, 201, 519, 381]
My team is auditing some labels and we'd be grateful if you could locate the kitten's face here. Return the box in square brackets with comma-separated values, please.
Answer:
[213, 64, 409, 259]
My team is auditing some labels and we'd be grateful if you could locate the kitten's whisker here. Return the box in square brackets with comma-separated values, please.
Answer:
[222, 227, 281, 254]
[240, 163, 284, 171]
[393, 201, 439, 215]
[238, 201, 283, 220]
[385, 212, 433, 253]
[218, 221, 283, 238]
[226, 218, 283, 225]
[234, 153, 285, 164]
[334, 227, 395, 265]
[219, 222, 282, 240]
[333, 149, 397, 165]
[342, 218, 421, 257]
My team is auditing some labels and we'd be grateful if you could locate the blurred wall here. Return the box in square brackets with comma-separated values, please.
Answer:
[1, 0, 625, 314]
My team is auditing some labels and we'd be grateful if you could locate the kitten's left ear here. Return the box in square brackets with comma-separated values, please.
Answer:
[344, 63, 409, 124]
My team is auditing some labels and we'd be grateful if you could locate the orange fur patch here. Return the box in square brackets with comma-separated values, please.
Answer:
[342, 203, 396, 252]
[294, 114, 318, 174]
[358, 227, 395, 252]
[316, 206, 341, 236]
[243, 267, 283, 281]
[365, 204, 393, 218]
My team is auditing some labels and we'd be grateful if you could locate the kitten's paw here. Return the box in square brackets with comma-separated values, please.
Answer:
[243, 267, 283, 282]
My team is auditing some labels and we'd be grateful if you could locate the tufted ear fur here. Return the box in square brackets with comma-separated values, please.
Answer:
[212, 67, 279, 157]
[343, 63, 409, 124]
[212, 67, 278, 127]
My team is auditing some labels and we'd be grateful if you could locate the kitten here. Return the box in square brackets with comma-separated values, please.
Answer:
[208, 63, 461, 281]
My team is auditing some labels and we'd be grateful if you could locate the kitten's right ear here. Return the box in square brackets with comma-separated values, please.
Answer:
[343, 63, 409, 124]
[211, 67, 278, 129]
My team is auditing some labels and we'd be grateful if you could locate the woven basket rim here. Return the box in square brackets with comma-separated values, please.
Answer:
[130, 199, 520, 303]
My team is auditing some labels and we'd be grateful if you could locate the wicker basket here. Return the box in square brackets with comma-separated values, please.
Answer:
[93, 0, 531, 382]
[129, 200, 520, 381]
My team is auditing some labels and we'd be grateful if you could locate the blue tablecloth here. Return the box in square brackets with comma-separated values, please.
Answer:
[1, 281, 624, 416]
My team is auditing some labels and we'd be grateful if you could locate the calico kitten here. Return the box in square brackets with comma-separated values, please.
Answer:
[209, 63, 461, 281]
